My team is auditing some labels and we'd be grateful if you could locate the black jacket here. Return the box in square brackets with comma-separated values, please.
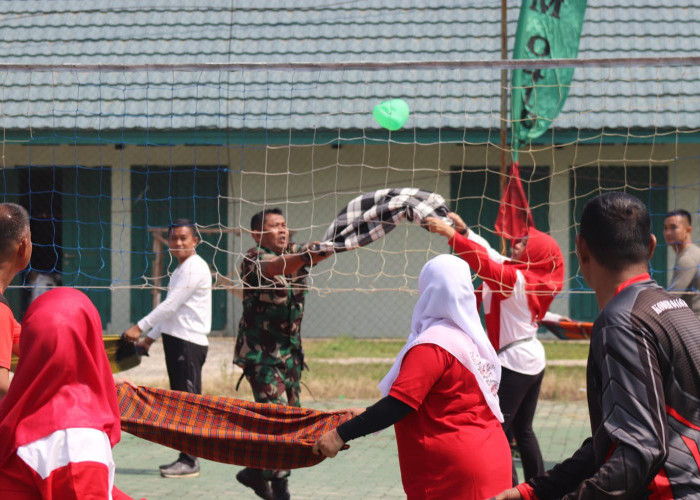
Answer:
[528, 278, 700, 499]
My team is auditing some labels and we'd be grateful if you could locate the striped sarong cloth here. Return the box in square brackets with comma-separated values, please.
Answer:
[315, 187, 453, 253]
[118, 384, 353, 469]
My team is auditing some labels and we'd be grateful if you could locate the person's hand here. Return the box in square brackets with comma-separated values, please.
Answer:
[312, 429, 345, 458]
[447, 212, 468, 235]
[135, 337, 154, 354]
[424, 217, 456, 240]
[540, 312, 572, 323]
[123, 325, 142, 342]
[114, 377, 137, 388]
[213, 272, 234, 288]
[487, 487, 523, 500]
[343, 407, 366, 417]
[213, 272, 244, 299]
[306, 242, 333, 264]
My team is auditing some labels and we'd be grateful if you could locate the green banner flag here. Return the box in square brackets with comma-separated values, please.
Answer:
[511, 0, 587, 156]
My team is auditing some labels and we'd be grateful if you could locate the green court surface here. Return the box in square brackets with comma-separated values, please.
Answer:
[114, 399, 590, 499]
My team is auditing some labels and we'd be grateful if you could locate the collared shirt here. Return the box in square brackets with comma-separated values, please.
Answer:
[138, 253, 212, 346]
[235, 244, 308, 368]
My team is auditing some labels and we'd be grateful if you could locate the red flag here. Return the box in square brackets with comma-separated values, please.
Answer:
[495, 162, 534, 240]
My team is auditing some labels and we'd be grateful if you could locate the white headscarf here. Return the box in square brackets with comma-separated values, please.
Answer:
[378, 254, 503, 421]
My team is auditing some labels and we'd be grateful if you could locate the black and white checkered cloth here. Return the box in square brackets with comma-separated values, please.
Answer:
[315, 188, 453, 253]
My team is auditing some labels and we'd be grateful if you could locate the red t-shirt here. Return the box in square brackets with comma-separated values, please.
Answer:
[389, 344, 512, 500]
[0, 302, 20, 370]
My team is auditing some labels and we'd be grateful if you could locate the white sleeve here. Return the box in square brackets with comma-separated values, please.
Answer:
[137, 258, 209, 332]
[145, 323, 163, 341]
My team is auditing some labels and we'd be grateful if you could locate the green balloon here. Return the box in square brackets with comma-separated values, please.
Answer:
[372, 99, 409, 131]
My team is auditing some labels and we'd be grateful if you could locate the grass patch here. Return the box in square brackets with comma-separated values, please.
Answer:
[541, 366, 588, 400]
[201, 356, 392, 401]
[196, 338, 591, 402]
[303, 337, 405, 358]
[205, 362, 589, 402]
[304, 338, 591, 401]
[542, 340, 590, 360]
[304, 337, 590, 361]
[303, 362, 392, 400]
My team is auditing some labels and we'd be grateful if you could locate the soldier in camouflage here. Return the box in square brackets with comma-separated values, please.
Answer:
[234, 208, 330, 500]
[235, 240, 307, 407]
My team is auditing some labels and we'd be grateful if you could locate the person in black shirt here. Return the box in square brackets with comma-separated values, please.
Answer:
[494, 192, 700, 499]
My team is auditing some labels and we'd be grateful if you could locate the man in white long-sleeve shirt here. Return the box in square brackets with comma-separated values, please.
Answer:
[123, 219, 212, 479]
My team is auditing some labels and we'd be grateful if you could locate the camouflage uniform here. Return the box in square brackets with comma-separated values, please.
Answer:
[234, 243, 308, 479]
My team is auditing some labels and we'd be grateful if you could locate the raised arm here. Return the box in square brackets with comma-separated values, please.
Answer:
[425, 214, 518, 295]
[259, 242, 331, 277]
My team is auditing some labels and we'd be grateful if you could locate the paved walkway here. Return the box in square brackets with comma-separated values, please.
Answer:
[114, 397, 590, 499]
[114, 339, 590, 499]
[114, 398, 404, 499]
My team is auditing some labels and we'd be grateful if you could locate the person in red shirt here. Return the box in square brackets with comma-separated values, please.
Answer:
[313, 254, 511, 500]
[0, 288, 139, 499]
[0, 203, 32, 400]
[425, 213, 565, 486]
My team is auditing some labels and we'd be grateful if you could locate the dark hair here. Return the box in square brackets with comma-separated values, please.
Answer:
[250, 208, 283, 232]
[665, 209, 692, 226]
[0, 203, 30, 257]
[168, 218, 197, 238]
[579, 192, 651, 270]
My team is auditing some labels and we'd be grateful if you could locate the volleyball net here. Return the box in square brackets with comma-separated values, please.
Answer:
[1, 57, 699, 336]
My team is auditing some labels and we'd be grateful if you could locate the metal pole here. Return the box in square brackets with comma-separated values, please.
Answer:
[500, 0, 509, 254]
[2, 56, 697, 73]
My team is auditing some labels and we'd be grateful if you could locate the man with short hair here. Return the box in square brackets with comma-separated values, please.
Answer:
[124, 219, 212, 479]
[0, 203, 32, 400]
[495, 192, 700, 499]
[663, 208, 700, 317]
[234, 208, 330, 500]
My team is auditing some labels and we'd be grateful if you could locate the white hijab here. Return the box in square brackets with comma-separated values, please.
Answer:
[378, 254, 503, 421]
